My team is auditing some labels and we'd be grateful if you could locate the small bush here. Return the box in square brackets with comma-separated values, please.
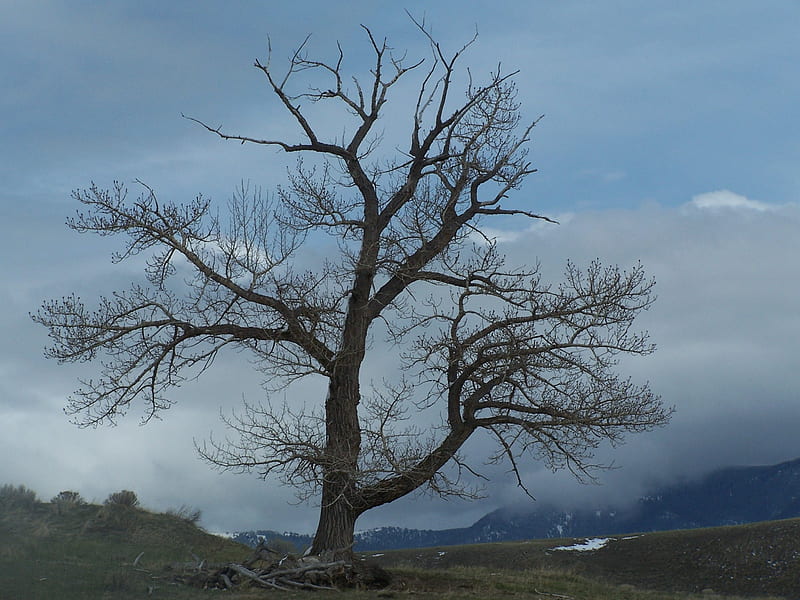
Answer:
[0, 484, 39, 509]
[51, 490, 87, 515]
[51, 490, 86, 505]
[166, 504, 202, 525]
[104, 490, 140, 508]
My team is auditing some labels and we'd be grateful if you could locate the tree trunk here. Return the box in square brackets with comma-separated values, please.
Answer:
[310, 475, 359, 557]
[310, 222, 376, 558]
[310, 369, 363, 558]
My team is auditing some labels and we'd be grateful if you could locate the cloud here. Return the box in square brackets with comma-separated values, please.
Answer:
[687, 190, 776, 212]
[5, 192, 800, 533]
[476, 213, 573, 244]
[433, 192, 799, 511]
[3, 1, 800, 536]
[330, 193, 800, 524]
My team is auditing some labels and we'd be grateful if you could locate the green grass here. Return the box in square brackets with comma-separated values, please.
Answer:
[375, 565, 783, 599]
[0, 500, 247, 599]
[0, 492, 796, 599]
[368, 519, 800, 599]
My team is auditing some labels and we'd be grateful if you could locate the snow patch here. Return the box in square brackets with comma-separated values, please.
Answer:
[552, 537, 610, 552]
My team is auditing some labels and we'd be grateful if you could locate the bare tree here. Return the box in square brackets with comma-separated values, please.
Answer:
[33, 22, 670, 558]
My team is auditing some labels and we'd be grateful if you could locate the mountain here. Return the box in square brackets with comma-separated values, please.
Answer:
[468, 456, 800, 543]
[232, 457, 800, 551]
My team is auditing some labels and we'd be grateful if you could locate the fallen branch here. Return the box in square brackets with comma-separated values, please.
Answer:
[220, 573, 233, 590]
[227, 563, 290, 590]
[174, 548, 390, 592]
[274, 577, 337, 591]
[534, 588, 575, 600]
[262, 559, 346, 579]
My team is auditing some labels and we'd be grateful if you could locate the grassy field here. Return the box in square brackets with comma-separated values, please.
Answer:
[370, 520, 800, 598]
[0, 488, 796, 599]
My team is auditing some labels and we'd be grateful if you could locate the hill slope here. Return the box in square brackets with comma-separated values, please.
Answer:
[368, 517, 800, 598]
[0, 497, 249, 599]
[1, 489, 795, 599]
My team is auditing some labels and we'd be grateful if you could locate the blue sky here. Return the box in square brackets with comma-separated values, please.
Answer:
[1, 1, 799, 535]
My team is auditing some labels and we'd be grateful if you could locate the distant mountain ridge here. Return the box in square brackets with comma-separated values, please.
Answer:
[231, 457, 800, 551]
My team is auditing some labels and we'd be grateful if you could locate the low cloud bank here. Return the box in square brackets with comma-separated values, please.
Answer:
[2, 193, 798, 533]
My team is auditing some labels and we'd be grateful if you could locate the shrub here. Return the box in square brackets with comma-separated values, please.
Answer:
[166, 504, 202, 525]
[104, 490, 140, 508]
[51, 490, 86, 505]
[0, 484, 39, 509]
[51, 490, 87, 515]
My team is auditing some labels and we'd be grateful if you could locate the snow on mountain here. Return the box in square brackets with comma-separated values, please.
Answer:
[231, 457, 800, 552]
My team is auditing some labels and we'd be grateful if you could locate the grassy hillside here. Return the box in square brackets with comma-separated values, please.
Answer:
[0, 489, 250, 599]
[0, 484, 794, 599]
[369, 518, 800, 598]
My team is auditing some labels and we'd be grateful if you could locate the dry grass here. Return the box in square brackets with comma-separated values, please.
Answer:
[368, 519, 800, 598]
[0, 494, 796, 599]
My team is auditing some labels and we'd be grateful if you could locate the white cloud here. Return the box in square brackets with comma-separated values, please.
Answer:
[476, 213, 573, 244]
[686, 189, 774, 212]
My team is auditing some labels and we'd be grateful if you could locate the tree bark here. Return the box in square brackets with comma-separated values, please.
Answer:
[310, 480, 358, 557]
[310, 369, 363, 557]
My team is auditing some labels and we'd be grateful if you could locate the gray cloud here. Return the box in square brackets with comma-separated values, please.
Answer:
[2, 2, 799, 534]
[4, 196, 797, 532]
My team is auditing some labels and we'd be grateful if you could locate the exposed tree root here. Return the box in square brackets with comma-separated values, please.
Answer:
[172, 542, 392, 592]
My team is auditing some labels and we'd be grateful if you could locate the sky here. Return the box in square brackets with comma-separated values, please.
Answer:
[1, 1, 799, 536]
